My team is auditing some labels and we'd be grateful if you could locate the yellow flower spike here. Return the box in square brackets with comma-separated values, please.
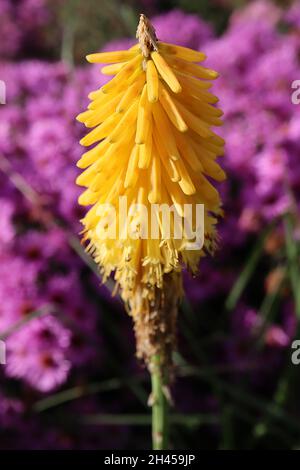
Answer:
[158, 42, 206, 63]
[146, 60, 159, 102]
[76, 15, 226, 434]
[151, 51, 182, 93]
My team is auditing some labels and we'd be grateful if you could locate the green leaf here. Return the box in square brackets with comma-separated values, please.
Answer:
[225, 224, 273, 311]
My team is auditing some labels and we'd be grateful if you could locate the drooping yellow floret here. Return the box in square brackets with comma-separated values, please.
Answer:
[151, 51, 182, 94]
[76, 14, 226, 316]
[146, 60, 159, 103]
[158, 84, 187, 132]
[157, 42, 207, 63]
[86, 49, 138, 63]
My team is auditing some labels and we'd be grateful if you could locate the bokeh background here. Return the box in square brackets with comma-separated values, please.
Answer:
[0, 0, 300, 450]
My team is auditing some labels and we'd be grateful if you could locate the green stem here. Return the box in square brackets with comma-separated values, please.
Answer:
[151, 355, 169, 450]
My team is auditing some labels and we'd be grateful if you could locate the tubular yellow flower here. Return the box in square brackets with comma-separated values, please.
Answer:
[146, 60, 159, 103]
[76, 14, 225, 370]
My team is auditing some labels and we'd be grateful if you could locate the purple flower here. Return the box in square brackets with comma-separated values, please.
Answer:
[265, 325, 290, 348]
[0, 199, 15, 247]
[285, 1, 300, 29]
[152, 9, 213, 49]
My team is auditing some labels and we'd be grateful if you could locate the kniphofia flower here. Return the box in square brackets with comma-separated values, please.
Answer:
[76, 15, 225, 372]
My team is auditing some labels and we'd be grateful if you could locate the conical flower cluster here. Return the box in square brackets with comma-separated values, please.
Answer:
[76, 15, 225, 366]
